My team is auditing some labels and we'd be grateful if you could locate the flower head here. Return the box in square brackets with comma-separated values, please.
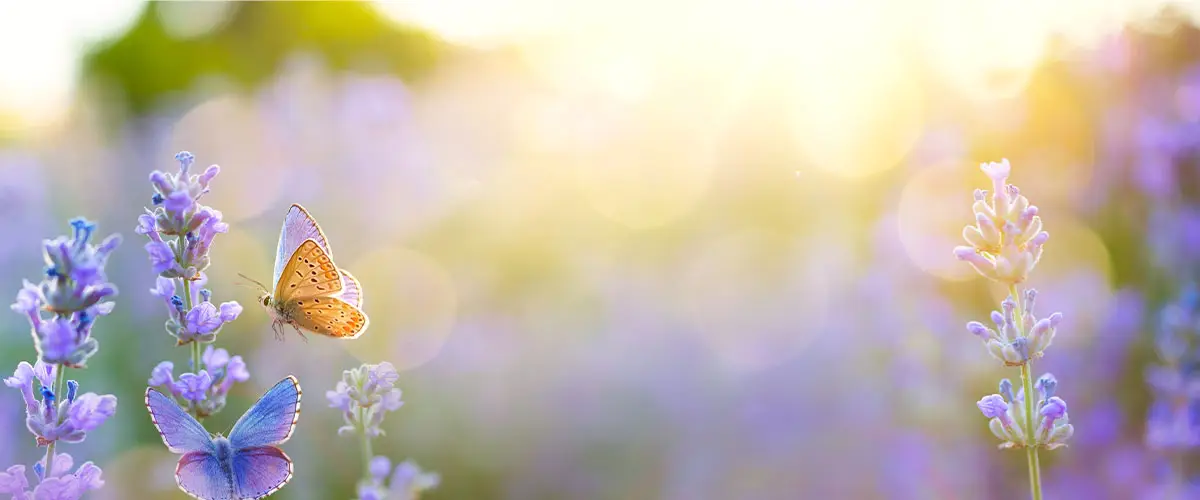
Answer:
[977, 372, 1071, 450]
[356, 456, 439, 500]
[149, 349, 250, 419]
[13, 219, 120, 367]
[969, 290, 1064, 366]
[328, 363, 405, 437]
[1145, 283, 1200, 450]
[0, 453, 104, 499]
[6, 366, 116, 447]
[955, 160, 1050, 285]
[139, 152, 228, 279]
[174, 371, 213, 403]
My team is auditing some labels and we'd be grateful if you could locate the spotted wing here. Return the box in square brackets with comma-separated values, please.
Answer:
[271, 204, 331, 291]
[273, 239, 343, 304]
[290, 296, 369, 339]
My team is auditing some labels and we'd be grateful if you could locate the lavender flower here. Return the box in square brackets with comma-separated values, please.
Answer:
[3, 361, 116, 447]
[149, 272, 241, 345]
[966, 289, 1064, 366]
[1145, 283, 1200, 451]
[146, 346, 250, 419]
[356, 456, 440, 500]
[0, 452, 104, 499]
[4, 218, 119, 498]
[138, 151, 226, 280]
[328, 362, 405, 437]
[11, 218, 120, 367]
[330, 362, 439, 498]
[955, 160, 1069, 499]
[954, 159, 1050, 285]
[977, 376, 1073, 450]
[140, 151, 244, 422]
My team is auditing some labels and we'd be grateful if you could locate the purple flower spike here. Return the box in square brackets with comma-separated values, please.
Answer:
[3, 454, 105, 499]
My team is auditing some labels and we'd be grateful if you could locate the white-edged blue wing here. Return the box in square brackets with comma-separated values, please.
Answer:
[272, 204, 330, 290]
[146, 388, 213, 454]
[228, 376, 301, 450]
[176, 451, 235, 500]
[232, 446, 293, 499]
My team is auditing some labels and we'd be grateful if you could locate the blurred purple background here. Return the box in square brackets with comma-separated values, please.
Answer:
[1, 1, 1199, 499]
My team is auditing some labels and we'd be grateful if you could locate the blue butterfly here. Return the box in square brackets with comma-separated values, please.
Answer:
[146, 376, 301, 500]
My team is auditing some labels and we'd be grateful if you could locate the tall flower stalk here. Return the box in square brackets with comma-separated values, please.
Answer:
[137, 152, 247, 420]
[954, 160, 1073, 500]
[1146, 283, 1200, 497]
[0, 218, 121, 499]
[327, 362, 439, 500]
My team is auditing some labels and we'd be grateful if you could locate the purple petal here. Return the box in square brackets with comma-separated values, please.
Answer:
[66, 393, 117, 432]
[148, 361, 175, 387]
[218, 301, 242, 323]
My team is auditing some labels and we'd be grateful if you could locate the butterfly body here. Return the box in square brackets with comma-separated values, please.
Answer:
[147, 377, 301, 500]
[250, 204, 368, 341]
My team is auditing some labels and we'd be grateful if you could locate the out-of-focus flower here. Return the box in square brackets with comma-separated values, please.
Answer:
[0, 452, 104, 499]
[355, 455, 439, 500]
[1145, 283, 1200, 450]
[327, 362, 405, 437]
[954, 159, 1050, 285]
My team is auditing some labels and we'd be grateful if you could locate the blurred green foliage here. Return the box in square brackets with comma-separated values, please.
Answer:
[82, 2, 444, 117]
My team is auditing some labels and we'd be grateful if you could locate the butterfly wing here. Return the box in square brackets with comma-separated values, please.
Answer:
[339, 269, 363, 309]
[228, 376, 301, 450]
[273, 239, 343, 305]
[177, 451, 235, 500]
[146, 388, 213, 454]
[290, 296, 369, 339]
[272, 204, 331, 290]
[232, 446, 293, 499]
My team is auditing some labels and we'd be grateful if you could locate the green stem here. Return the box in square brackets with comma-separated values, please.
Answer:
[1010, 284, 1042, 500]
[178, 272, 202, 420]
[359, 406, 374, 482]
[43, 364, 67, 475]
[1020, 361, 1043, 500]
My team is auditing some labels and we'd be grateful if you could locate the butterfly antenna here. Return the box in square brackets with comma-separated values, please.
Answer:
[235, 273, 269, 293]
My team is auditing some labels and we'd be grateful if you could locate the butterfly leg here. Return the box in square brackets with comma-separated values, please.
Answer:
[272, 320, 285, 341]
[291, 324, 309, 344]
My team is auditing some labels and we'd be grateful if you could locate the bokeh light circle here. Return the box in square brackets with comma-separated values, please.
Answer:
[896, 163, 980, 282]
[166, 93, 289, 224]
[920, 0, 1047, 102]
[677, 228, 838, 374]
[340, 246, 458, 371]
[784, 48, 927, 179]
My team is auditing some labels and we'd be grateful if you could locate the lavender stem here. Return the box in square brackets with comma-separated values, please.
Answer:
[42, 364, 66, 477]
[359, 406, 374, 482]
[1010, 284, 1043, 500]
